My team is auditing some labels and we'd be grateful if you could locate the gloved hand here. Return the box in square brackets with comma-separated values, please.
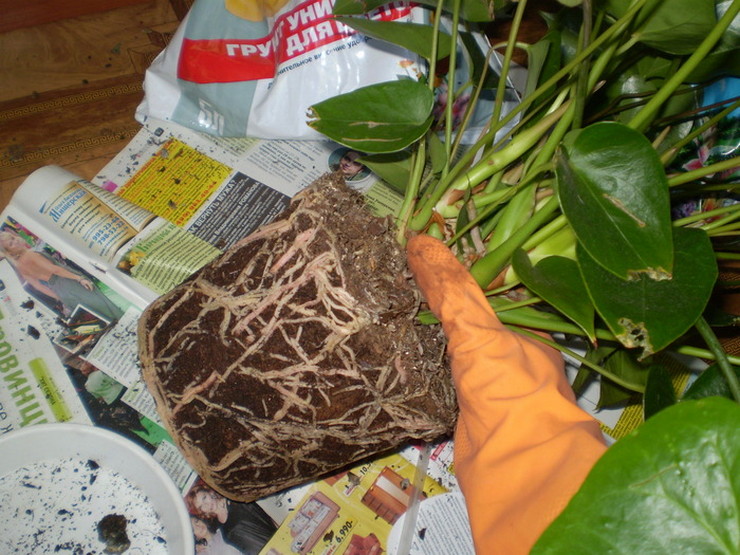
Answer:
[406, 234, 608, 554]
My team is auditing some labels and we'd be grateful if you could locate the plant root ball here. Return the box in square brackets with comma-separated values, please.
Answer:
[139, 173, 457, 502]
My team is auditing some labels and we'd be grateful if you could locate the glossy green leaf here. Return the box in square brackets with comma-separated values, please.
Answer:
[556, 122, 673, 280]
[592, 347, 649, 406]
[512, 250, 596, 342]
[427, 132, 448, 175]
[524, 30, 562, 103]
[682, 363, 740, 401]
[307, 80, 434, 153]
[334, 18, 452, 61]
[606, 0, 717, 55]
[596, 377, 635, 409]
[332, 0, 493, 22]
[685, 0, 740, 82]
[533, 397, 740, 553]
[460, 31, 500, 90]
[599, 55, 672, 124]
[643, 363, 677, 419]
[578, 226, 718, 357]
[358, 151, 413, 194]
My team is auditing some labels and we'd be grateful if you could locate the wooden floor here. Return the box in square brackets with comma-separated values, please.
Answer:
[0, 0, 190, 211]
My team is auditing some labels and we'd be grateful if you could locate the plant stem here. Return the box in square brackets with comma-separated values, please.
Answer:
[470, 195, 559, 287]
[694, 316, 740, 402]
[521, 213, 568, 250]
[572, 0, 593, 130]
[706, 223, 740, 236]
[627, 0, 740, 133]
[667, 156, 740, 187]
[396, 140, 427, 244]
[514, 327, 645, 392]
[409, 0, 651, 230]
[456, 103, 570, 192]
[443, 0, 462, 169]
[490, 0, 528, 141]
[673, 203, 740, 227]
[417, 307, 740, 368]
[660, 98, 740, 165]
[701, 211, 740, 234]
[716, 252, 740, 260]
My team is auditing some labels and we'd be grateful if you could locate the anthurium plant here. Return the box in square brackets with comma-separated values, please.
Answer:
[308, 0, 740, 546]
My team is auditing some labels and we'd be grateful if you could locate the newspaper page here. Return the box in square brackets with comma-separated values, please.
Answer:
[2, 119, 658, 554]
[0, 164, 227, 498]
[4, 166, 221, 309]
[95, 117, 405, 242]
[0, 117, 431, 555]
[260, 444, 474, 555]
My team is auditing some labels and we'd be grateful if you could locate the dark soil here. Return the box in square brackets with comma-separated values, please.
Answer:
[139, 172, 457, 502]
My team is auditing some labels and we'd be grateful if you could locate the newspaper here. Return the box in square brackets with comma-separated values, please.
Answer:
[0, 117, 476, 554]
[3, 108, 685, 553]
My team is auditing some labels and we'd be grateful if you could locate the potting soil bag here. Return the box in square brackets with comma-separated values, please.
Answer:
[136, 0, 424, 139]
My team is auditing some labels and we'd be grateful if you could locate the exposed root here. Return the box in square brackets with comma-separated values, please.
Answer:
[139, 173, 457, 502]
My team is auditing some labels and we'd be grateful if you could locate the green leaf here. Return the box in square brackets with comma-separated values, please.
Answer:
[533, 397, 740, 554]
[571, 364, 595, 396]
[596, 377, 635, 409]
[358, 150, 413, 193]
[334, 17, 452, 61]
[427, 131, 448, 175]
[685, 0, 740, 82]
[599, 54, 672, 124]
[682, 363, 740, 401]
[594, 347, 649, 405]
[605, 0, 717, 55]
[332, 0, 494, 22]
[512, 250, 596, 342]
[578, 226, 718, 357]
[523, 30, 562, 103]
[556, 122, 673, 280]
[643, 363, 677, 419]
[460, 31, 500, 90]
[307, 80, 434, 153]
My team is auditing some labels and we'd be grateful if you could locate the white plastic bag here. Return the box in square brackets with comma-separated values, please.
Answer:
[137, 0, 423, 139]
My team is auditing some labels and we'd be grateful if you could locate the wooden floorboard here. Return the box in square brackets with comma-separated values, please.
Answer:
[0, 0, 181, 210]
[0, 0, 152, 34]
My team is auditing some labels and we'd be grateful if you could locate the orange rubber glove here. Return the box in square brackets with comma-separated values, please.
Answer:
[406, 235, 608, 554]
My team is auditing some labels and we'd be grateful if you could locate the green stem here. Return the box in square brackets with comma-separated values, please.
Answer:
[628, 0, 740, 132]
[491, 296, 542, 310]
[418, 306, 740, 368]
[673, 203, 740, 227]
[443, 0, 462, 170]
[515, 327, 645, 392]
[470, 195, 559, 287]
[531, 102, 576, 169]
[572, 0, 593, 130]
[694, 316, 740, 402]
[707, 224, 740, 237]
[660, 98, 740, 166]
[396, 140, 427, 245]
[702, 211, 740, 234]
[409, 0, 650, 229]
[490, 0, 528, 143]
[521, 213, 568, 251]
[455, 103, 570, 192]
[667, 156, 740, 188]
